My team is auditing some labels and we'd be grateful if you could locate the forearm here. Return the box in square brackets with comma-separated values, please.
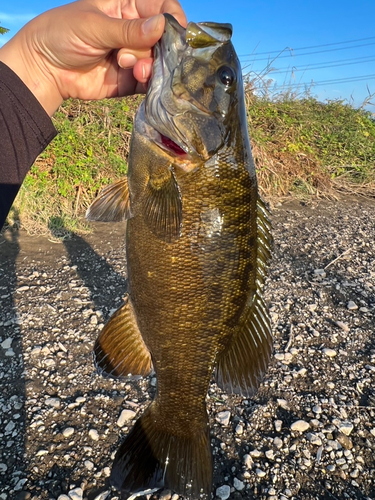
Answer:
[0, 62, 57, 228]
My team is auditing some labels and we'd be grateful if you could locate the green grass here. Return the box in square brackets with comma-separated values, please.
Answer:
[8, 92, 375, 234]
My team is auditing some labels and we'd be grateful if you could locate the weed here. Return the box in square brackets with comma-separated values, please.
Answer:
[9, 91, 375, 234]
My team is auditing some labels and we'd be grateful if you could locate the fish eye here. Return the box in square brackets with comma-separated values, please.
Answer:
[217, 66, 236, 88]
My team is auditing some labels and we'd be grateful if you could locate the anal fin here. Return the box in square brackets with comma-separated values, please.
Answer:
[216, 291, 272, 397]
[94, 296, 152, 378]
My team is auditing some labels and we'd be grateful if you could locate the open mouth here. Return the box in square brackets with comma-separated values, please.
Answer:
[160, 134, 187, 156]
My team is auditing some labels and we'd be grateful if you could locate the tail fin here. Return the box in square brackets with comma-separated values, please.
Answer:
[111, 403, 212, 498]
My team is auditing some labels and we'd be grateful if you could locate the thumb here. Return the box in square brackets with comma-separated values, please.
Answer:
[95, 13, 165, 51]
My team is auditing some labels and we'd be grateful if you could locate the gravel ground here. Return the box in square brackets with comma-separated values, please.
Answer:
[0, 197, 374, 500]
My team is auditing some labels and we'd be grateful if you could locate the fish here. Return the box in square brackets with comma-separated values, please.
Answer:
[86, 13, 272, 499]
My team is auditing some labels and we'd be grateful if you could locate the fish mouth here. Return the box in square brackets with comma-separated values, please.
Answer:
[144, 15, 191, 157]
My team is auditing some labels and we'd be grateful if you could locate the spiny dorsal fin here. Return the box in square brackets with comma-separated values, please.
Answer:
[86, 178, 132, 222]
[216, 196, 273, 396]
[143, 168, 182, 242]
[94, 296, 152, 378]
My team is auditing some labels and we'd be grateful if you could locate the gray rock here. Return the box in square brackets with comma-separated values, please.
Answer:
[216, 485, 231, 500]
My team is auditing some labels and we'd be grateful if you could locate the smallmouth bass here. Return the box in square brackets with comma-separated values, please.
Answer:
[87, 14, 272, 499]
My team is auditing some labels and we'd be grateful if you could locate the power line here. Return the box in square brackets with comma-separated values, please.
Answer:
[238, 35, 375, 57]
[253, 73, 375, 90]
[240, 41, 375, 63]
[259, 56, 375, 75]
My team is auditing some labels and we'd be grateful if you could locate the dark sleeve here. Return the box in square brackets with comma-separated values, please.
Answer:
[0, 61, 57, 229]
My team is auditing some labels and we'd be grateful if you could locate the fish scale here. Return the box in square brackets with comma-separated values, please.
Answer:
[87, 13, 272, 500]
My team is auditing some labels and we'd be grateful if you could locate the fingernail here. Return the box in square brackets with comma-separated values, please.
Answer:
[119, 53, 138, 69]
[142, 14, 163, 36]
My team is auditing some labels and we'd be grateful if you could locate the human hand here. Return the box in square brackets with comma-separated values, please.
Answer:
[0, 0, 186, 115]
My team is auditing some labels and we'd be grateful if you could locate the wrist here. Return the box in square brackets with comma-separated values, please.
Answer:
[0, 30, 63, 116]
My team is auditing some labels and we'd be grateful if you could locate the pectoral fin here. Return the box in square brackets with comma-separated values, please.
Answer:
[216, 292, 272, 397]
[143, 169, 182, 242]
[86, 178, 132, 222]
[94, 296, 152, 378]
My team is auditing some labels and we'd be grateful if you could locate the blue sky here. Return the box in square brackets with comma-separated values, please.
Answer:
[1, 0, 374, 110]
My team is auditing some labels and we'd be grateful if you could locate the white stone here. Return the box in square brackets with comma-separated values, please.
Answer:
[306, 432, 322, 446]
[347, 301, 358, 310]
[322, 348, 337, 358]
[274, 420, 283, 432]
[14, 478, 27, 491]
[5, 421, 15, 433]
[69, 487, 83, 500]
[0, 464, 7, 472]
[243, 454, 253, 469]
[216, 485, 231, 500]
[290, 420, 310, 432]
[63, 427, 75, 438]
[89, 429, 99, 441]
[339, 421, 354, 436]
[255, 468, 266, 477]
[93, 492, 110, 500]
[57, 496, 71, 500]
[235, 423, 244, 435]
[45, 397, 61, 408]
[233, 477, 245, 491]
[273, 436, 283, 449]
[117, 409, 136, 427]
[215, 410, 231, 426]
[1, 338, 12, 349]
[335, 321, 349, 332]
[84, 460, 94, 470]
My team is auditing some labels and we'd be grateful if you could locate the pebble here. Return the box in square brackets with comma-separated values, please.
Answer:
[306, 432, 322, 446]
[45, 397, 61, 408]
[57, 496, 71, 500]
[215, 410, 231, 426]
[274, 420, 283, 432]
[335, 321, 350, 332]
[347, 301, 358, 310]
[255, 468, 266, 478]
[314, 269, 326, 278]
[88, 429, 99, 441]
[273, 437, 283, 449]
[322, 348, 337, 358]
[216, 485, 231, 500]
[63, 427, 75, 438]
[92, 492, 110, 500]
[338, 421, 354, 436]
[68, 487, 83, 500]
[290, 420, 310, 432]
[235, 423, 244, 435]
[233, 477, 245, 491]
[117, 409, 136, 427]
[243, 454, 253, 469]
[1, 338, 12, 349]
[84, 460, 94, 470]
[0, 463, 7, 472]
